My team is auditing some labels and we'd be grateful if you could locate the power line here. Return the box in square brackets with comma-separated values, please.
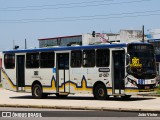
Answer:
[1, 9, 160, 21]
[0, 0, 152, 12]
[0, 9, 160, 23]
[0, 0, 113, 9]
[1, 13, 159, 23]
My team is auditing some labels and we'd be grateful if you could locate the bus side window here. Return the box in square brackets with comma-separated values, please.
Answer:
[96, 49, 110, 67]
[83, 49, 95, 67]
[26, 53, 39, 68]
[40, 52, 55, 68]
[4, 54, 15, 69]
[71, 50, 82, 68]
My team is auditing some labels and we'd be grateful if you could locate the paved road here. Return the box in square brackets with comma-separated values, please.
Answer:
[0, 88, 160, 112]
[0, 107, 143, 117]
[0, 107, 159, 120]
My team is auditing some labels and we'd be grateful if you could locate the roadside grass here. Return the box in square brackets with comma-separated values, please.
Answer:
[156, 84, 160, 94]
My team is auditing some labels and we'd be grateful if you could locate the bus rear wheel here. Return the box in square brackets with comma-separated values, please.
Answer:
[93, 84, 108, 100]
[32, 84, 43, 99]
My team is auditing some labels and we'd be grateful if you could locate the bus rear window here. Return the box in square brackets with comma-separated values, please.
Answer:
[4, 54, 15, 69]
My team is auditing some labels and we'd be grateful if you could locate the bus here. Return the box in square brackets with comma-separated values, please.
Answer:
[1, 42, 157, 100]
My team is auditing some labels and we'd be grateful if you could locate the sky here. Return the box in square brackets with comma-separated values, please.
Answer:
[0, 0, 160, 51]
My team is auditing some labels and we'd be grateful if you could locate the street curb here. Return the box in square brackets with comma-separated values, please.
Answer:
[143, 94, 160, 97]
[0, 104, 160, 113]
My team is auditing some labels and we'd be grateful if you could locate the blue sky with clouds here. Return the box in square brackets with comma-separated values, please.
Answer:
[0, 0, 160, 50]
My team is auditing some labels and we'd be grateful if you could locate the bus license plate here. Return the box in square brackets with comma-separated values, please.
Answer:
[145, 86, 150, 89]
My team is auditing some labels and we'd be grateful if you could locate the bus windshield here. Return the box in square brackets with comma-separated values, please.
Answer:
[127, 44, 156, 79]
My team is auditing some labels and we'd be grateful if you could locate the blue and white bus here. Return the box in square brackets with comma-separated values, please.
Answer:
[1, 42, 157, 100]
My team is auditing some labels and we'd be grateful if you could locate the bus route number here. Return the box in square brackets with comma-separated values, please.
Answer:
[130, 57, 142, 68]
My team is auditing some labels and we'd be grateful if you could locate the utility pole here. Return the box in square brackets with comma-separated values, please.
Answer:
[25, 39, 27, 49]
[142, 25, 144, 42]
[13, 40, 15, 50]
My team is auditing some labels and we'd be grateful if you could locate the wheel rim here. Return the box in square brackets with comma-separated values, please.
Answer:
[98, 88, 104, 97]
[34, 86, 40, 96]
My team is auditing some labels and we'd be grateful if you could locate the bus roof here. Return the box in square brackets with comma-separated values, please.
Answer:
[3, 43, 127, 54]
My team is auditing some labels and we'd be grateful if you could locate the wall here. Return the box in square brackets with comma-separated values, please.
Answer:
[120, 30, 143, 43]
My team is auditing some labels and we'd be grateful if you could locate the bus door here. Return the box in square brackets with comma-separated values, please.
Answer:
[112, 50, 125, 94]
[16, 55, 25, 91]
[56, 53, 70, 93]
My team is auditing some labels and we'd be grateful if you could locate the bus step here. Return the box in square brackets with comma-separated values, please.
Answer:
[58, 92, 69, 95]
[112, 94, 125, 96]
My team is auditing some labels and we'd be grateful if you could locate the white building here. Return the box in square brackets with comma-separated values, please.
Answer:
[120, 30, 144, 43]
[148, 29, 160, 39]
[38, 30, 144, 48]
[38, 33, 120, 48]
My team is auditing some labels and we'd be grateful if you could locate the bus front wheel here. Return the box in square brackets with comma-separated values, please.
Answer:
[93, 84, 108, 100]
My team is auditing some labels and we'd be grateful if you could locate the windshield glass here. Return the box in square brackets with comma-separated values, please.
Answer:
[127, 43, 156, 79]
[128, 51, 156, 79]
[129, 51, 155, 73]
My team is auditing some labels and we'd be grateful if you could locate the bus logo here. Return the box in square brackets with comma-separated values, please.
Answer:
[130, 57, 142, 68]
[2, 112, 11, 117]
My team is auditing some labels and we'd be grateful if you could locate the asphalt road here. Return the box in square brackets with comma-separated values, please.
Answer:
[0, 88, 160, 113]
[0, 107, 159, 120]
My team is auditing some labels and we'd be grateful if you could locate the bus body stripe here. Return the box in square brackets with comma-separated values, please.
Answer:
[1, 68, 16, 89]
[2, 69, 154, 93]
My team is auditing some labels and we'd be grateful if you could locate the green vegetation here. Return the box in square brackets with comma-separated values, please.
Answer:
[157, 84, 160, 94]
[0, 83, 2, 88]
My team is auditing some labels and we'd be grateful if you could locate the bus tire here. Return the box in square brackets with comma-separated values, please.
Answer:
[93, 83, 108, 100]
[32, 84, 43, 99]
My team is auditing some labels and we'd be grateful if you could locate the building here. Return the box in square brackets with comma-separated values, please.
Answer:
[120, 30, 144, 43]
[38, 35, 82, 48]
[38, 30, 144, 48]
[38, 33, 120, 48]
